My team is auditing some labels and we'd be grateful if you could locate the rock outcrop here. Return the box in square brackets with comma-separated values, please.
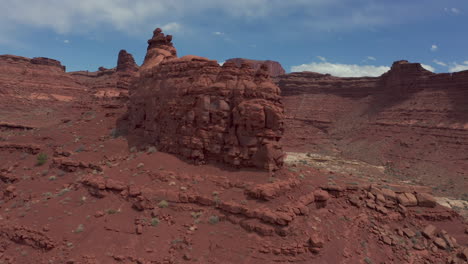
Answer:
[0, 55, 82, 102]
[30, 57, 66, 71]
[277, 60, 468, 196]
[122, 29, 285, 170]
[116, 50, 138, 73]
[69, 49, 139, 96]
[226, 58, 286, 77]
[140, 28, 177, 73]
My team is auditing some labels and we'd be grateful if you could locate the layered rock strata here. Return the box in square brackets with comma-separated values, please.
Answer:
[226, 58, 286, 77]
[277, 60, 468, 195]
[123, 29, 285, 170]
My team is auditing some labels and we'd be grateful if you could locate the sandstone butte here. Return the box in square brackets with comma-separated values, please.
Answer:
[120, 28, 285, 170]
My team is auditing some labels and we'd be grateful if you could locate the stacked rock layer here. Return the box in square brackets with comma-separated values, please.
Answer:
[124, 29, 285, 170]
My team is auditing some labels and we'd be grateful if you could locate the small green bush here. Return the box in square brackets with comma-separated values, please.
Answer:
[208, 215, 219, 224]
[36, 153, 48, 166]
[74, 224, 84, 233]
[151, 217, 160, 226]
[158, 200, 169, 208]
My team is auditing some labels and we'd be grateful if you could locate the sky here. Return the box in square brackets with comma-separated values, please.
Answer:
[1, 0, 467, 77]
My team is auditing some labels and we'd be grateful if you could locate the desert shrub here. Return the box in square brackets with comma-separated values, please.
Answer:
[151, 217, 160, 226]
[36, 153, 48, 166]
[208, 215, 219, 224]
[158, 200, 169, 208]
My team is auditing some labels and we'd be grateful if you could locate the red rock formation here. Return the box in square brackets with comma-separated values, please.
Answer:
[30, 57, 66, 71]
[0, 55, 83, 102]
[123, 29, 285, 170]
[277, 60, 468, 196]
[226, 58, 286, 77]
[116, 50, 138, 73]
[140, 28, 177, 72]
[69, 49, 139, 96]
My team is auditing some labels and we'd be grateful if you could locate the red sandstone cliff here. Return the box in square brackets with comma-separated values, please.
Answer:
[69, 49, 139, 98]
[122, 29, 285, 170]
[277, 60, 468, 196]
[226, 58, 286, 77]
[0, 55, 83, 103]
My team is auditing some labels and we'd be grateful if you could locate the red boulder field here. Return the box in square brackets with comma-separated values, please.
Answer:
[0, 28, 466, 264]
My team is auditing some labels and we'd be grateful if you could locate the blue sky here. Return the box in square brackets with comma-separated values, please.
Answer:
[1, 0, 467, 77]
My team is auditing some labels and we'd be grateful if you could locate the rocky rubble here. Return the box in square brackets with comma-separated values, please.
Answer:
[123, 28, 285, 170]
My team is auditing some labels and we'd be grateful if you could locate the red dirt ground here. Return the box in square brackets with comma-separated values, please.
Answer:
[0, 81, 466, 263]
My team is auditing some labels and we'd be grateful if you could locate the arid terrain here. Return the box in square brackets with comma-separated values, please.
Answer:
[0, 28, 467, 264]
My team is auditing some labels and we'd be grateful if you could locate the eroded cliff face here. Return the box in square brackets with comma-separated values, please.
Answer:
[277, 60, 468, 196]
[0, 55, 83, 103]
[69, 49, 139, 98]
[123, 29, 285, 170]
[226, 58, 286, 77]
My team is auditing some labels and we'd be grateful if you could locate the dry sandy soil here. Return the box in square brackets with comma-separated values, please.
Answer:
[0, 89, 467, 264]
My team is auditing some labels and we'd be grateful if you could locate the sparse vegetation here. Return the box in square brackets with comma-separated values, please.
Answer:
[151, 217, 160, 226]
[36, 153, 48, 166]
[158, 200, 169, 208]
[208, 215, 219, 224]
[191, 211, 203, 219]
[74, 224, 84, 233]
[147, 146, 157, 154]
[75, 145, 85, 153]
[57, 188, 70, 197]
[106, 208, 119, 215]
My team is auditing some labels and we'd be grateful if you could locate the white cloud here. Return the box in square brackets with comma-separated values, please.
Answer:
[433, 59, 447, 67]
[218, 61, 225, 66]
[213, 32, 224, 35]
[430, 44, 438, 52]
[367, 56, 376, 61]
[317, 56, 327, 62]
[63, 39, 70, 44]
[291, 61, 390, 77]
[421, 64, 435, 72]
[449, 63, 468, 73]
[0, 0, 453, 38]
[463, 61, 468, 65]
[445, 7, 460, 14]
[161, 22, 182, 33]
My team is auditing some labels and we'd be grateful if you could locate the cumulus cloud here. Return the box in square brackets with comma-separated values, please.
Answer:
[433, 59, 447, 67]
[430, 44, 438, 52]
[161, 22, 182, 33]
[218, 61, 225, 66]
[291, 61, 390, 77]
[317, 56, 327, 62]
[421, 64, 435, 72]
[449, 61, 468, 72]
[445, 7, 460, 14]
[63, 39, 70, 44]
[0, 0, 454, 38]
